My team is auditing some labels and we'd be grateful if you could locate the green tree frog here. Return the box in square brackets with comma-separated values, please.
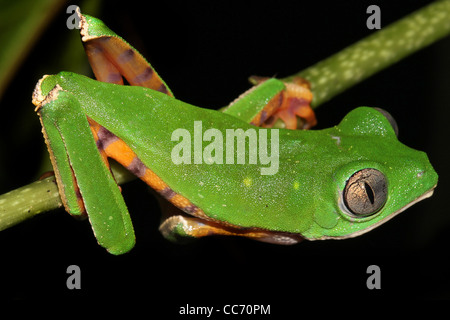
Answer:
[31, 9, 438, 254]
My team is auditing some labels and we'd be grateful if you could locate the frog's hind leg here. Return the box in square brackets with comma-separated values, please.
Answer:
[82, 29, 174, 168]
[81, 22, 177, 191]
[80, 20, 172, 94]
[88, 122, 216, 225]
[159, 201, 303, 245]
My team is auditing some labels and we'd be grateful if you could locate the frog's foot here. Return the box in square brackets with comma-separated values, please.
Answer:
[159, 212, 303, 245]
[80, 19, 172, 95]
[250, 76, 316, 130]
[265, 81, 316, 130]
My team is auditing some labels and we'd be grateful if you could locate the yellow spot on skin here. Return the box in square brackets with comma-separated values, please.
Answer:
[243, 177, 252, 187]
[293, 181, 300, 190]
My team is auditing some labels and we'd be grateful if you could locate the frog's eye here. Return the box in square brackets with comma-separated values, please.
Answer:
[374, 108, 399, 137]
[343, 168, 387, 217]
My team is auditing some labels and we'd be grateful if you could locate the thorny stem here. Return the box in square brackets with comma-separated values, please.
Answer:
[1, 1, 449, 231]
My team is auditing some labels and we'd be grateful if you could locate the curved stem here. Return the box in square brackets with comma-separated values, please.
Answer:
[283, 0, 450, 108]
[0, 162, 134, 231]
[0, 177, 61, 231]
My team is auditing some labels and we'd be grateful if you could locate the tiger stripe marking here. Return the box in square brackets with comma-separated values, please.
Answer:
[246, 76, 315, 129]
[104, 140, 138, 168]
[159, 215, 304, 244]
[127, 157, 146, 178]
[88, 118, 111, 168]
[106, 72, 123, 84]
[183, 204, 199, 214]
[117, 48, 135, 64]
[157, 84, 169, 95]
[249, 91, 283, 126]
[80, 23, 227, 224]
[253, 82, 315, 130]
[88, 119, 210, 220]
[259, 110, 268, 124]
[83, 36, 173, 96]
[84, 40, 124, 85]
[140, 169, 169, 193]
[74, 184, 87, 218]
[132, 67, 153, 85]
[272, 82, 315, 130]
[96, 126, 119, 151]
[160, 187, 177, 199]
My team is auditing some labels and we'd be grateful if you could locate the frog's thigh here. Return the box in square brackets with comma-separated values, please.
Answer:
[159, 210, 303, 245]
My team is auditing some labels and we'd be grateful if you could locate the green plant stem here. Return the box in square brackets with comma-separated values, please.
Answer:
[283, 0, 450, 108]
[0, 177, 61, 231]
[0, 162, 134, 231]
[1, 1, 449, 231]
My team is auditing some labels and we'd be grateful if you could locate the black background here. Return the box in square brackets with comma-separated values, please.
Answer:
[0, 0, 449, 310]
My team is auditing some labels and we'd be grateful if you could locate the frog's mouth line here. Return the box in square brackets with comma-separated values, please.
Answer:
[314, 184, 437, 240]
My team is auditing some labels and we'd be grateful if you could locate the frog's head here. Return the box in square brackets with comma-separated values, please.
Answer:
[302, 107, 438, 240]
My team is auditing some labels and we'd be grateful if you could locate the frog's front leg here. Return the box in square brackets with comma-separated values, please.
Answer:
[265, 81, 316, 129]
[253, 76, 316, 129]
[224, 77, 316, 129]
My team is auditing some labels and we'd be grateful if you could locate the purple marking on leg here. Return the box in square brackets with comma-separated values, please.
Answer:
[106, 72, 123, 83]
[85, 43, 103, 54]
[127, 157, 147, 178]
[160, 187, 177, 200]
[251, 110, 267, 126]
[96, 127, 119, 150]
[288, 97, 309, 110]
[117, 49, 135, 64]
[275, 91, 284, 109]
[183, 204, 198, 214]
[132, 67, 153, 84]
[157, 83, 169, 94]
[96, 37, 111, 43]
[259, 110, 268, 124]
[75, 188, 83, 201]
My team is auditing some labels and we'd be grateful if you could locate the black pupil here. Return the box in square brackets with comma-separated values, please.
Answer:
[343, 168, 387, 217]
[364, 182, 375, 205]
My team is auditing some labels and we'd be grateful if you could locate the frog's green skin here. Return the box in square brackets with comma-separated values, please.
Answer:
[34, 72, 437, 245]
[31, 10, 437, 254]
